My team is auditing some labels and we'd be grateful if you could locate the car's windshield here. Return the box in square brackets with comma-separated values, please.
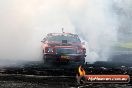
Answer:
[47, 35, 81, 43]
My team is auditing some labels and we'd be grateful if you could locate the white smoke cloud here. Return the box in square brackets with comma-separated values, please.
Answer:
[113, 0, 132, 41]
[0, 0, 77, 65]
[67, 0, 118, 62]
[1, 0, 130, 65]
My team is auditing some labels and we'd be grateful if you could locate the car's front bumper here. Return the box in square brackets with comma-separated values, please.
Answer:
[44, 54, 86, 62]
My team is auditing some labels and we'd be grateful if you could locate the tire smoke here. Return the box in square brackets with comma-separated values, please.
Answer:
[0, 0, 130, 65]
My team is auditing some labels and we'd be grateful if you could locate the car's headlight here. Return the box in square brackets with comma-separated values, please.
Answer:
[47, 48, 54, 53]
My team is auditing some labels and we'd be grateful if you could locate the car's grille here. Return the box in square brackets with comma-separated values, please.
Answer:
[56, 48, 77, 54]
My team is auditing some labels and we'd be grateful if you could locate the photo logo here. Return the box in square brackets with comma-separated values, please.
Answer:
[77, 66, 130, 84]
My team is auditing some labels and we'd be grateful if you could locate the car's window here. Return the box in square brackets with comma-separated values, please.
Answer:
[47, 35, 81, 43]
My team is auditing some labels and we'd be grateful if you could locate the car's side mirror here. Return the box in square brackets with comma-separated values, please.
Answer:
[41, 38, 46, 43]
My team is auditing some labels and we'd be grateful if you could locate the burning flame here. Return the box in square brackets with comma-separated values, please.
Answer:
[78, 65, 86, 76]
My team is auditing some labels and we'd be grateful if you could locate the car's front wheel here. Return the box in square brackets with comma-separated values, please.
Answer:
[43, 54, 48, 64]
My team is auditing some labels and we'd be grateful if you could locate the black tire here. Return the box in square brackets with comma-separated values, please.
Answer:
[43, 54, 47, 64]
[79, 57, 85, 65]
[43, 54, 45, 63]
[43, 54, 52, 64]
